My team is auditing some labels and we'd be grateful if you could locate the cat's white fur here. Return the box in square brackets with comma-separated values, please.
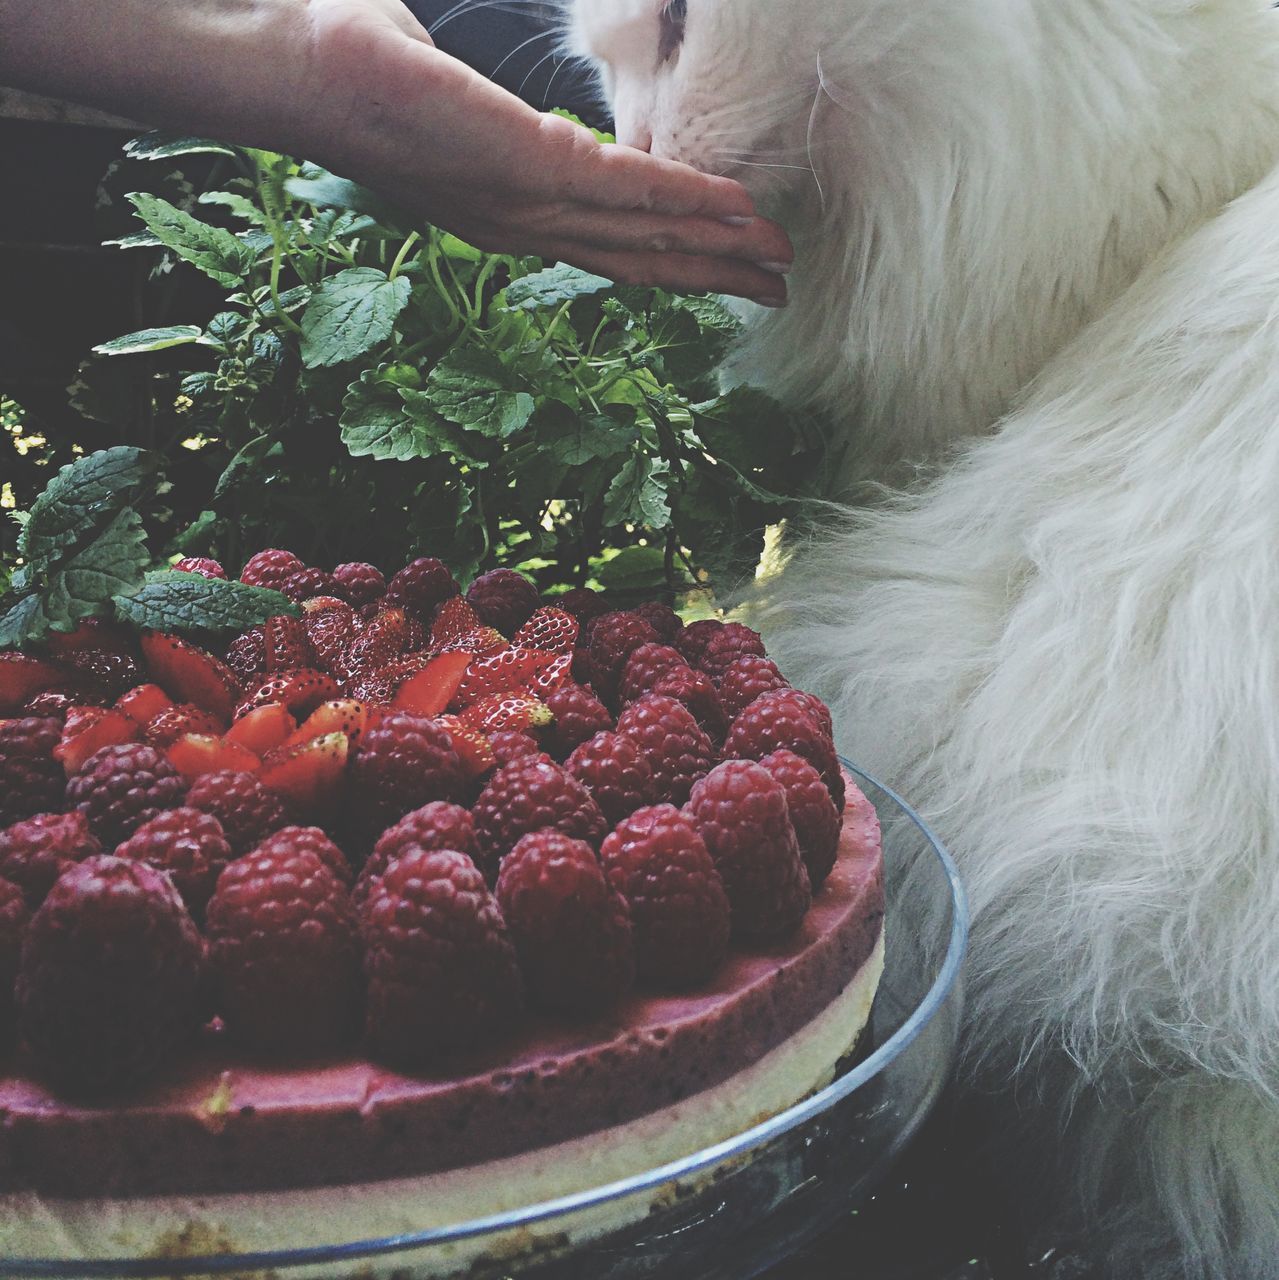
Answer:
[570, 1, 1279, 1276]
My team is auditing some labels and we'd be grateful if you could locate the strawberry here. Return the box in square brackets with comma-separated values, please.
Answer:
[454, 648, 560, 706]
[139, 631, 242, 721]
[285, 698, 370, 749]
[53, 707, 140, 775]
[43, 619, 136, 660]
[235, 668, 341, 720]
[333, 607, 413, 682]
[428, 596, 481, 650]
[224, 703, 296, 756]
[511, 607, 579, 655]
[390, 651, 471, 717]
[257, 731, 349, 814]
[458, 693, 553, 735]
[435, 626, 508, 657]
[526, 652, 573, 697]
[344, 652, 434, 704]
[166, 734, 261, 782]
[114, 684, 174, 726]
[142, 703, 223, 748]
[225, 616, 313, 685]
[0, 653, 69, 715]
[435, 715, 498, 779]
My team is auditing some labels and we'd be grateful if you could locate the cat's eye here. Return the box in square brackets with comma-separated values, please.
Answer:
[658, 0, 686, 64]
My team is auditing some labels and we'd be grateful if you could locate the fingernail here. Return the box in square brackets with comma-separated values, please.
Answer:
[721, 215, 754, 227]
[758, 260, 792, 275]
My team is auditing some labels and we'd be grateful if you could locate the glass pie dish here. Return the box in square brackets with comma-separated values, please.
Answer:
[0, 762, 967, 1280]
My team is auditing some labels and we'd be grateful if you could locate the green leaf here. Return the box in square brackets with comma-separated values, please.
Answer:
[103, 231, 164, 250]
[127, 193, 254, 288]
[539, 405, 635, 467]
[595, 544, 670, 592]
[198, 190, 266, 224]
[200, 311, 251, 353]
[43, 508, 150, 629]
[604, 454, 672, 529]
[124, 132, 239, 161]
[424, 349, 535, 438]
[213, 434, 280, 499]
[0, 595, 49, 649]
[92, 325, 203, 356]
[299, 267, 412, 369]
[114, 573, 297, 634]
[284, 171, 407, 228]
[439, 233, 483, 263]
[399, 389, 491, 465]
[504, 264, 612, 312]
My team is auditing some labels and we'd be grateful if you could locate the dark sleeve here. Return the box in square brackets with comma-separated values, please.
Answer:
[404, 0, 613, 131]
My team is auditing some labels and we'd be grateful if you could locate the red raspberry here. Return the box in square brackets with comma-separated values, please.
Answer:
[206, 842, 361, 1054]
[0, 717, 65, 827]
[0, 876, 28, 1038]
[565, 731, 659, 825]
[673, 618, 724, 667]
[225, 615, 314, 685]
[600, 805, 730, 987]
[544, 682, 613, 758]
[570, 646, 598, 691]
[648, 666, 727, 742]
[631, 601, 684, 644]
[60, 650, 145, 701]
[65, 742, 186, 846]
[254, 825, 352, 886]
[465, 569, 540, 636]
[472, 755, 607, 878]
[185, 770, 289, 854]
[496, 831, 633, 1015]
[0, 811, 101, 909]
[588, 612, 660, 702]
[698, 622, 767, 684]
[489, 728, 544, 767]
[142, 702, 223, 748]
[717, 655, 791, 722]
[240, 549, 304, 591]
[684, 760, 812, 941]
[173, 558, 226, 580]
[555, 587, 610, 625]
[385, 557, 459, 619]
[618, 643, 689, 705]
[17, 855, 204, 1094]
[362, 847, 521, 1064]
[757, 749, 841, 890]
[281, 566, 337, 603]
[780, 688, 835, 741]
[724, 691, 844, 809]
[331, 562, 387, 608]
[353, 802, 478, 910]
[115, 806, 234, 919]
[614, 694, 718, 806]
[352, 712, 466, 829]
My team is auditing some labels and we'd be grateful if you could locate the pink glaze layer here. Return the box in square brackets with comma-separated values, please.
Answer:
[0, 782, 884, 1198]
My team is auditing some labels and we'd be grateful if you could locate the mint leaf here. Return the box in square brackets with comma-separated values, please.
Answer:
[504, 265, 612, 311]
[604, 455, 672, 528]
[127, 193, 254, 288]
[92, 326, 203, 356]
[424, 349, 534, 438]
[115, 573, 297, 633]
[43, 508, 150, 630]
[285, 171, 406, 228]
[399, 390, 491, 465]
[595, 544, 672, 593]
[124, 133, 238, 161]
[300, 267, 411, 368]
[198, 190, 267, 224]
[0, 595, 49, 649]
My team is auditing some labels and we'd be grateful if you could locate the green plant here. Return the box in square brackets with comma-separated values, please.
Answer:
[73, 131, 833, 600]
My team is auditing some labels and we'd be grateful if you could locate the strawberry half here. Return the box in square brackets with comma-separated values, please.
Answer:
[390, 651, 471, 717]
[435, 626, 508, 657]
[285, 699, 370, 750]
[115, 683, 175, 726]
[334, 607, 413, 682]
[143, 703, 224, 747]
[139, 631, 242, 721]
[258, 731, 349, 814]
[225, 703, 297, 756]
[429, 596, 482, 650]
[511, 607, 579, 655]
[235, 668, 341, 720]
[455, 648, 560, 706]
[53, 707, 140, 774]
[0, 653, 70, 715]
[166, 734, 262, 781]
[435, 714, 497, 779]
[527, 652, 573, 697]
[458, 693, 553, 735]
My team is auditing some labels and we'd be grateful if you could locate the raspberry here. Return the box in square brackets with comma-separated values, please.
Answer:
[489, 728, 545, 767]
[240, 549, 304, 591]
[724, 691, 844, 809]
[65, 742, 186, 846]
[631, 601, 684, 644]
[684, 760, 812, 941]
[0, 811, 101, 909]
[614, 694, 717, 806]
[385, 557, 459, 619]
[698, 622, 767, 684]
[588, 612, 660, 702]
[555, 587, 610, 625]
[780, 688, 835, 741]
[472, 755, 607, 878]
[362, 847, 521, 1064]
[254, 824, 352, 885]
[600, 805, 730, 987]
[757, 749, 841, 890]
[649, 666, 727, 741]
[331, 561, 387, 608]
[281, 567, 337, 603]
[0, 717, 64, 827]
[225, 615, 314, 685]
[185, 770, 290, 854]
[115, 806, 234, 919]
[565, 731, 659, 825]
[618, 643, 689, 705]
[17, 855, 204, 1094]
[60, 650, 144, 701]
[543, 681, 613, 758]
[173, 558, 226, 580]
[570, 647, 597, 691]
[496, 831, 633, 1015]
[142, 702, 222, 748]
[206, 842, 362, 1054]
[673, 618, 724, 667]
[717, 655, 791, 722]
[353, 802, 478, 910]
[465, 569, 540, 637]
[0, 876, 28, 1038]
[351, 712, 467, 830]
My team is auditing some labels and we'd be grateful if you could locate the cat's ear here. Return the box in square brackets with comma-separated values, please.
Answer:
[659, 0, 687, 64]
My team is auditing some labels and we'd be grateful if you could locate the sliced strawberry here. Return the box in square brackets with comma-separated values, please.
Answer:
[435, 714, 497, 779]
[527, 652, 573, 697]
[429, 595, 482, 650]
[257, 731, 349, 814]
[53, 706, 140, 774]
[143, 703, 224, 747]
[458, 692, 553, 735]
[391, 651, 471, 717]
[0, 652, 70, 715]
[302, 603, 358, 674]
[225, 703, 297, 756]
[166, 733, 261, 782]
[334, 606, 413, 682]
[115, 683, 175, 725]
[139, 631, 242, 721]
[511, 606, 579, 655]
[44, 618, 136, 659]
[285, 698, 370, 749]
[455, 647, 560, 706]
[235, 668, 341, 720]
[435, 626, 508, 657]
[225, 615, 313, 685]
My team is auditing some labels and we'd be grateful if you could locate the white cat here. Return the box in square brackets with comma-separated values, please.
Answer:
[569, 2, 1279, 1276]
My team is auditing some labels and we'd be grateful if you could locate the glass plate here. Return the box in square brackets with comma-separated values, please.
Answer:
[1, 763, 967, 1280]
